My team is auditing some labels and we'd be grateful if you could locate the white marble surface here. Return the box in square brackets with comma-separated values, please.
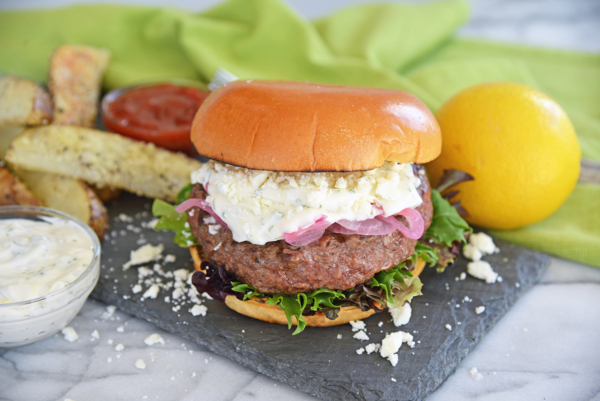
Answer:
[1, 1, 600, 400]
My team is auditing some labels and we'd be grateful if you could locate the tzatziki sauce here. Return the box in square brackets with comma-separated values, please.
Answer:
[0, 217, 94, 304]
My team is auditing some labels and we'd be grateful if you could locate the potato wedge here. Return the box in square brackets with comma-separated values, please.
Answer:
[49, 45, 110, 128]
[6, 125, 202, 203]
[14, 169, 109, 240]
[0, 166, 41, 206]
[0, 75, 52, 126]
[0, 125, 25, 159]
[89, 184, 123, 203]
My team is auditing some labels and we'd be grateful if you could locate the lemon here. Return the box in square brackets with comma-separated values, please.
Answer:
[427, 82, 581, 230]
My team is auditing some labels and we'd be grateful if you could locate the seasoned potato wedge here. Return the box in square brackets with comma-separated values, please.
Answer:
[13, 169, 109, 240]
[6, 125, 202, 203]
[0, 125, 25, 159]
[0, 166, 41, 206]
[89, 184, 123, 203]
[49, 45, 110, 128]
[0, 75, 52, 126]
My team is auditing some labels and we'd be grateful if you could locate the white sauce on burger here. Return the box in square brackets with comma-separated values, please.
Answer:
[191, 160, 422, 245]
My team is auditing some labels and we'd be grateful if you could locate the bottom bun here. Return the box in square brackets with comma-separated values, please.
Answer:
[190, 246, 425, 327]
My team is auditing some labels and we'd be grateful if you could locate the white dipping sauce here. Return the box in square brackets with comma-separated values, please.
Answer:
[0, 217, 94, 304]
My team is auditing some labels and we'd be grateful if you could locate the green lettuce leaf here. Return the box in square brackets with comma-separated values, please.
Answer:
[152, 199, 198, 248]
[426, 189, 471, 246]
[152, 184, 198, 248]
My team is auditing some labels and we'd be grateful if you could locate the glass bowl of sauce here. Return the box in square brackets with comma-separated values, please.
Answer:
[0, 206, 101, 348]
[101, 83, 208, 155]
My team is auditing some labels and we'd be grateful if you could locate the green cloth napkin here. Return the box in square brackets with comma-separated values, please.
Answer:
[0, 0, 598, 267]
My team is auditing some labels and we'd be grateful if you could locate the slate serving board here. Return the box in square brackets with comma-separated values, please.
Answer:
[91, 193, 551, 401]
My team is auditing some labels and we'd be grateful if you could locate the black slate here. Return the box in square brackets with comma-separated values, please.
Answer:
[91, 193, 551, 401]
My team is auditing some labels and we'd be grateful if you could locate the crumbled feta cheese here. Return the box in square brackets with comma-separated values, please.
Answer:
[62, 327, 78, 342]
[445, 324, 452, 331]
[467, 261, 498, 283]
[115, 343, 124, 351]
[470, 367, 483, 380]
[132, 284, 142, 294]
[353, 330, 369, 341]
[460, 272, 466, 280]
[164, 254, 176, 263]
[469, 232, 498, 255]
[349, 320, 366, 332]
[116, 326, 124, 333]
[379, 331, 414, 366]
[144, 334, 165, 346]
[390, 303, 412, 326]
[123, 244, 164, 270]
[190, 305, 207, 317]
[173, 269, 190, 282]
[191, 160, 422, 245]
[463, 243, 482, 261]
[337, 334, 342, 340]
[356, 347, 365, 355]
[142, 284, 160, 299]
[107, 339, 114, 345]
[107, 357, 112, 363]
[365, 343, 381, 354]
[135, 359, 146, 370]
[91, 330, 100, 340]
[475, 306, 486, 314]
[102, 305, 117, 320]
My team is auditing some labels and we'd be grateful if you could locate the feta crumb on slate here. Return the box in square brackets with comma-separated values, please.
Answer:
[164, 254, 176, 263]
[445, 324, 452, 331]
[91, 330, 100, 340]
[460, 272, 466, 280]
[107, 357, 113, 363]
[123, 244, 164, 270]
[135, 359, 146, 370]
[115, 344, 125, 351]
[107, 339, 114, 345]
[190, 305, 207, 317]
[356, 348, 365, 355]
[102, 305, 117, 320]
[62, 327, 79, 342]
[380, 331, 414, 367]
[349, 320, 366, 332]
[378, 321, 383, 327]
[467, 261, 498, 283]
[353, 330, 369, 341]
[145, 334, 166, 346]
[463, 243, 483, 261]
[365, 343, 381, 354]
[116, 326, 124, 333]
[131, 284, 142, 294]
[142, 284, 160, 299]
[469, 367, 483, 380]
[391, 378, 397, 382]
[337, 334, 342, 340]
[469, 232, 498, 255]
[475, 306, 486, 314]
[390, 303, 412, 327]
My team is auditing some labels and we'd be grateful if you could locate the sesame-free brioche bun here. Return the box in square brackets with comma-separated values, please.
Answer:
[189, 246, 425, 328]
[191, 80, 441, 172]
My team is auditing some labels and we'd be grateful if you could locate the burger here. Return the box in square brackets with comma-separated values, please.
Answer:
[154, 80, 470, 334]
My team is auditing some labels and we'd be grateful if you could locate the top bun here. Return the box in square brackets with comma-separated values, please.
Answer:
[191, 80, 441, 172]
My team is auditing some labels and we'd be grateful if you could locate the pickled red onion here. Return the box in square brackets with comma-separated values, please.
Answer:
[175, 198, 229, 229]
[328, 218, 396, 236]
[375, 208, 424, 239]
[283, 216, 330, 246]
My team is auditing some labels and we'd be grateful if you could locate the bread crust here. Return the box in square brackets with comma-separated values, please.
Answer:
[189, 246, 425, 328]
[191, 81, 441, 171]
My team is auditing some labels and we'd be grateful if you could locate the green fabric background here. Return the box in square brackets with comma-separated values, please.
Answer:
[0, 0, 598, 266]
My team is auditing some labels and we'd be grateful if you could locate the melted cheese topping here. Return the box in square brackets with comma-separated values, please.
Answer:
[191, 160, 422, 245]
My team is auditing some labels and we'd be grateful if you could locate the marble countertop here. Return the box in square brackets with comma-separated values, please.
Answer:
[1, 1, 599, 400]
